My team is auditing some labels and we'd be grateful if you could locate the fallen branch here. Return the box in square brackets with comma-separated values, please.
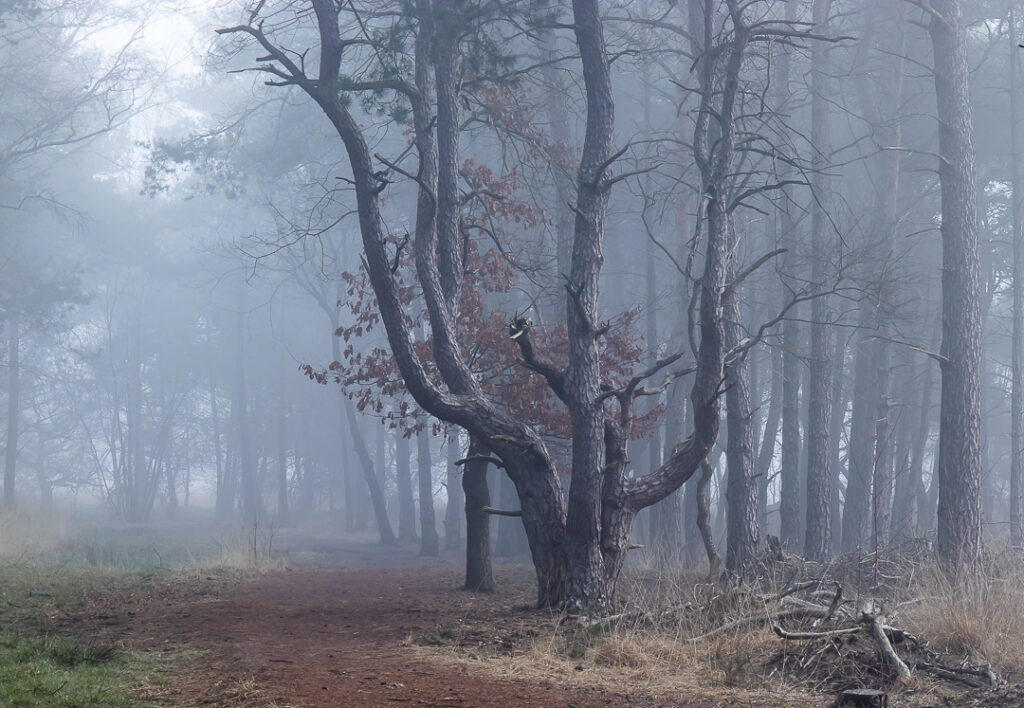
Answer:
[915, 662, 997, 688]
[772, 624, 862, 640]
[481, 506, 522, 517]
[455, 455, 504, 468]
[816, 581, 843, 625]
[865, 614, 911, 681]
[686, 607, 831, 644]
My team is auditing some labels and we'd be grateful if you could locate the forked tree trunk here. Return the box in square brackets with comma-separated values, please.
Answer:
[223, 0, 733, 611]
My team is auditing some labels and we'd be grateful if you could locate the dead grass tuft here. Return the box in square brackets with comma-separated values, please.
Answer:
[414, 551, 1023, 705]
[903, 554, 1024, 673]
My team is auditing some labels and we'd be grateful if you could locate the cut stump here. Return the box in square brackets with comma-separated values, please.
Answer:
[834, 688, 888, 708]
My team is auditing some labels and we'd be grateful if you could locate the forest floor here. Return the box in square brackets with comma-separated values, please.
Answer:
[6, 528, 1021, 707]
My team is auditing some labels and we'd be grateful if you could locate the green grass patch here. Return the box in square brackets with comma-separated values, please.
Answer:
[0, 632, 170, 707]
[0, 564, 158, 625]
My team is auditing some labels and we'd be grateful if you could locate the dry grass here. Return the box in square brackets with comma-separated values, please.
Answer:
[902, 554, 1024, 675]
[0, 506, 284, 574]
[0, 506, 78, 561]
[426, 622, 822, 706]
[415, 553, 1024, 706]
[417, 562, 827, 706]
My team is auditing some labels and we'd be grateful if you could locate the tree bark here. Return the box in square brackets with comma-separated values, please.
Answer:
[277, 398, 290, 527]
[343, 399, 396, 545]
[775, 0, 802, 553]
[697, 460, 721, 575]
[463, 437, 494, 592]
[804, 0, 834, 562]
[1011, 2, 1024, 547]
[233, 305, 262, 526]
[417, 425, 439, 556]
[396, 428, 418, 544]
[872, 345, 894, 549]
[828, 328, 847, 552]
[444, 429, 463, 550]
[756, 347, 782, 535]
[929, 0, 984, 573]
[724, 260, 757, 574]
[844, 313, 878, 552]
[3, 317, 18, 508]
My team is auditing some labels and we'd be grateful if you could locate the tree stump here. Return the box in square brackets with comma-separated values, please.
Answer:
[834, 688, 888, 708]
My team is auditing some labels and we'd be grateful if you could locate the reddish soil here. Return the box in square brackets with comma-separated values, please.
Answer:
[76, 536, 727, 708]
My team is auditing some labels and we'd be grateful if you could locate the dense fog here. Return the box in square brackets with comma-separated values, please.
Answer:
[0, 0, 1016, 594]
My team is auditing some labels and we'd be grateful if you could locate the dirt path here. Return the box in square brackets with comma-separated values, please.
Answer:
[109, 536, 693, 708]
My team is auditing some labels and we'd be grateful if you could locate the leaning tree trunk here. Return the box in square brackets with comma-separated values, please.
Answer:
[929, 0, 983, 573]
[343, 399, 396, 545]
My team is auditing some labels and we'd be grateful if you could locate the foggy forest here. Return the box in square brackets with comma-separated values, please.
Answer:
[2, 0, 1024, 706]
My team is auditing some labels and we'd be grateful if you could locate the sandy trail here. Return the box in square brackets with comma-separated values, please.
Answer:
[110, 535, 673, 707]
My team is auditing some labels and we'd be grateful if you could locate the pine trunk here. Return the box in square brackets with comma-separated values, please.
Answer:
[929, 0, 984, 573]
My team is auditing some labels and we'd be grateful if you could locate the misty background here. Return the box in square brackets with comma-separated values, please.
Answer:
[1, 0, 1019, 564]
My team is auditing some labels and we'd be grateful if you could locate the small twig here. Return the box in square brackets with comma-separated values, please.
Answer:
[772, 624, 862, 640]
